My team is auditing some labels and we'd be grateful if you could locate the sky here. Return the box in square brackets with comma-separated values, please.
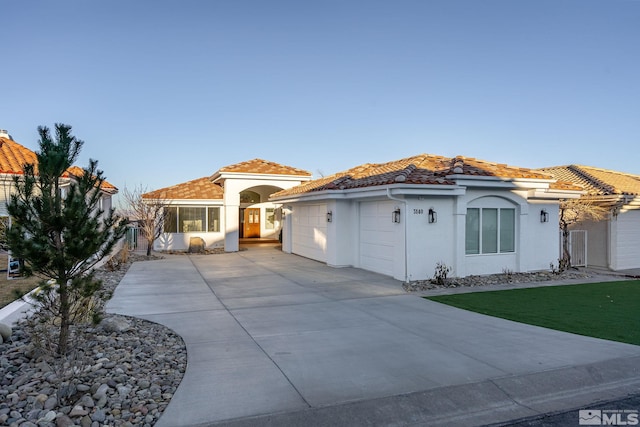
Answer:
[2, 0, 639, 200]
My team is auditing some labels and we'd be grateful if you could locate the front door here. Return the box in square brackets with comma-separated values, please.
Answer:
[244, 208, 261, 238]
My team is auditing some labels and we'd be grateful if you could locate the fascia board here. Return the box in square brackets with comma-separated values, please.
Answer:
[527, 188, 584, 200]
[270, 183, 465, 203]
[161, 199, 224, 206]
[213, 171, 312, 182]
[449, 175, 554, 190]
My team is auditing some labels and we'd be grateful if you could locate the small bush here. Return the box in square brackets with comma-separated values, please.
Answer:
[433, 262, 452, 286]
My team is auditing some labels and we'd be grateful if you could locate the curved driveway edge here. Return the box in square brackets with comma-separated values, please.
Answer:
[106, 248, 640, 427]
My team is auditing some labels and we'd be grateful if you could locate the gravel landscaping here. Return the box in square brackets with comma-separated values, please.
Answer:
[0, 254, 187, 427]
[403, 269, 596, 292]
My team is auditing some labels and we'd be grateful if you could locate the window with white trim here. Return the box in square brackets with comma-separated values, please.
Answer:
[466, 208, 515, 254]
[265, 208, 275, 230]
[163, 206, 221, 233]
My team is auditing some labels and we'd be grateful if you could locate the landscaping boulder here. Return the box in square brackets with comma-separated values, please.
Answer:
[188, 237, 205, 253]
[100, 316, 131, 333]
[0, 322, 12, 341]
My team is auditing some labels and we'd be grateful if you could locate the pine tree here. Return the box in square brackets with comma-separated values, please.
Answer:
[7, 124, 127, 355]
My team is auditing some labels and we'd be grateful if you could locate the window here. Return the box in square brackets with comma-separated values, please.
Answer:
[179, 207, 205, 232]
[163, 206, 222, 233]
[164, 207, 178, 233]
[208, 207, 220, 232]
[265, 208, 275, 229]
[466, 208, 515, 254]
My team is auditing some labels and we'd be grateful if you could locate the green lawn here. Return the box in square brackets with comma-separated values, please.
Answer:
[427, 280, 640, 346]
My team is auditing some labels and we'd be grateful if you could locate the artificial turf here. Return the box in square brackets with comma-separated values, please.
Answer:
[426, 280, 640, 346]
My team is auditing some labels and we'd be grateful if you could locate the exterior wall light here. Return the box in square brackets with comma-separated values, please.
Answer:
[428, 208, 437, 224]
[392, 207, 401, 223]
[326, 211, 333, 223]
[540, 209, 549, 223]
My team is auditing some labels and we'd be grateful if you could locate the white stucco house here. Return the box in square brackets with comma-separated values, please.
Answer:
[540, 165, 640, 271]
[142, 159, 312, 252]
[0, 129, 117, 219]
[271, 154, 583, 281]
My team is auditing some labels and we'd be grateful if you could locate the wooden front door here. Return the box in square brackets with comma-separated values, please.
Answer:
[244, 208, 261, 238]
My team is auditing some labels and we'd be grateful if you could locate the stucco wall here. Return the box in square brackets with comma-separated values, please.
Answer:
[282, 187, 563, 280]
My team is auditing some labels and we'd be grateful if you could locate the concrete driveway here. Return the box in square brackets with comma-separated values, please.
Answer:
[106, 247, 640, 427]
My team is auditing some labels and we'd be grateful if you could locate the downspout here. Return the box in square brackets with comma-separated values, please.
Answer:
[386, 188, 409, 283]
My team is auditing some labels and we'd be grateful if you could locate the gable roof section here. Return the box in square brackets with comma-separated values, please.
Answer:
[217, 158, 312, 177]
[0, 136, 38, 175]
[273, 154, 573, 198]
[539, 165, 640, 196]
[142, 177, 224, 200]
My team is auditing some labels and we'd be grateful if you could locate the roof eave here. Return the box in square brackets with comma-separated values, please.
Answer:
[212, 171, 313, 183]
[448, 174, 557, 189]
[270, 183, 465, 203]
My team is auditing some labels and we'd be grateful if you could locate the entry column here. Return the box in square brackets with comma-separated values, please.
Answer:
[224, 188, 240, 252]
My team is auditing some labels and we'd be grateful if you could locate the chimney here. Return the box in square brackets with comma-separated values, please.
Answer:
[0, 129, 11, 139]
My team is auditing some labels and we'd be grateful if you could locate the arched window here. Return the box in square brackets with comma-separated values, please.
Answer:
[240, 190, 261, 204]
[465, 197, 516, 255]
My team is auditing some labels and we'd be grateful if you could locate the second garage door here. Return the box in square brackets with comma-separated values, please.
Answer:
[359, 200, 397, 277]
[292, 204, 328, 262]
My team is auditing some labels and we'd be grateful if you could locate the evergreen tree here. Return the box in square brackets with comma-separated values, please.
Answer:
[7, 124, 127, 355]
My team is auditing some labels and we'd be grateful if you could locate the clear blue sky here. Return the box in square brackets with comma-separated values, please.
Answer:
[2, 0, 639, 195]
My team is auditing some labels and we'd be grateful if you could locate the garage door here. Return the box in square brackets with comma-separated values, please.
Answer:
[616, 210, 640, 269]
[359, 201, 396, 276]
[292, 204, 328, 262]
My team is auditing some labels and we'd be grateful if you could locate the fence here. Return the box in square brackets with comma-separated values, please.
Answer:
[126, 226, 149, 253]
[560, 230, 587, 267]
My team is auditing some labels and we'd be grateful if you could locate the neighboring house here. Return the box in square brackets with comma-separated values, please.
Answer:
[271, 154, 582, 281]
[0, 129, 118, 223]
[539, 165, 640, 271]
[142, 159, 312, 252]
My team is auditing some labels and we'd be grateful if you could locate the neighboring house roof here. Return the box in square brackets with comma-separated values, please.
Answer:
[539, 165, 640, 196]
[216, 158, 312, 177]
[67, 165, 118, 193]
[0, 137, 115, 192]
[0, 136, 38, 175]
[273, 154, 576, 198]
[142, 177, 224, 200]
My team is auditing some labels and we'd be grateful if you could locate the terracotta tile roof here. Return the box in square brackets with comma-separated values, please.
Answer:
[67, 165, 118, 192]
[142, 177, 224, 200]
[539, 165, 640, 196]
[0, 137, 38, 174]
[218, 158, 312, 176]
[273, 154, 564, 197]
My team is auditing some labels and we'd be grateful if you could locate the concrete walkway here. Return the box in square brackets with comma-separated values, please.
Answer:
[106, 248, 640, 427]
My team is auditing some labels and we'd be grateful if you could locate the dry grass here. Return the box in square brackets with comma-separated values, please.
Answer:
[0, 253, 42, 309]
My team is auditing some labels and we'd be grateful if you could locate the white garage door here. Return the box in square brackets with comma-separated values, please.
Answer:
[292, 204, 328, 262]
[616, 210, 640, 269]
[359, 201, 396, 277]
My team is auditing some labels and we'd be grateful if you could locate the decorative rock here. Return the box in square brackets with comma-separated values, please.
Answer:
[80, 415, 92, 427]
[44, 396, 57, 410]
[77, 384, 90, 392]
[99, 316, 131, 333]
[0, 322, 11, 340]
[91, 408, 106, 422]
[188, 236, 205, 253]
[0, 253, 186, 427]
[39, 410, 57, 423]
[69, 405, 89, 417]
[93, 383, 110, 400]
[56, 414, 75, 427]
[79, 395, 95, 408]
